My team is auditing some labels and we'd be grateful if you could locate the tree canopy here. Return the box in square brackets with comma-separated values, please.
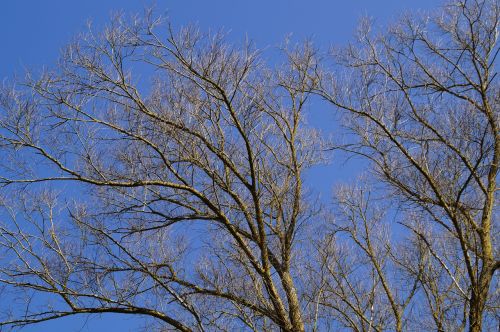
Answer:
[0, 1, 498, 331]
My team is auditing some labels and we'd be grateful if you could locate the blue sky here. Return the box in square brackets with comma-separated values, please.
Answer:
[1, 1, 440, 331]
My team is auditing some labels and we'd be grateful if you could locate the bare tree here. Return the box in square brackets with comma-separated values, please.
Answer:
[1, 1, 498, 331]
[0, 12, 323, 331]
[316, 0, 499, 331]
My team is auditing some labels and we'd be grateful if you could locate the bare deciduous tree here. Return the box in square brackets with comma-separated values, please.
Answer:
[0, 12, 322, 332]
[0, 0, 498, 331]
[316, 0, 499, 331]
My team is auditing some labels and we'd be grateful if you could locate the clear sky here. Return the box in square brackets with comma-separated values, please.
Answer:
[1, 1, 440, 331]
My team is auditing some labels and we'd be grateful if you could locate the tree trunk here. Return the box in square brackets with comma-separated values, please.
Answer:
[281, 271, 305, 332]
[469, 266, 494, 332]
